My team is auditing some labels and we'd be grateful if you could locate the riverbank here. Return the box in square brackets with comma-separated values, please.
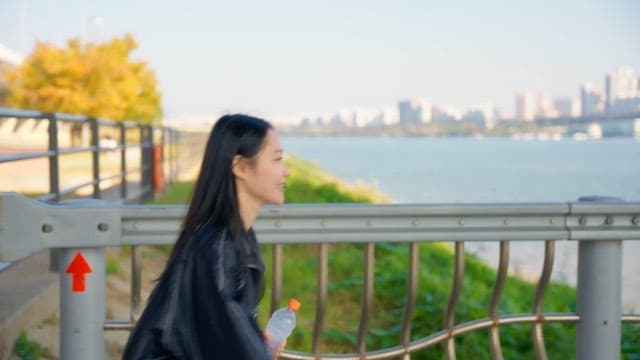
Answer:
[279, 119, 640, 139]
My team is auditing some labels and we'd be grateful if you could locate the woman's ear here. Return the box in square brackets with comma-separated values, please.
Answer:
[232, 155, 248, 180]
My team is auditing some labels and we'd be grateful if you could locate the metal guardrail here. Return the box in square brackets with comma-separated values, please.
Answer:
[0, 107, 181, 204]
[0, 107, 197, 274]
[0, 193, 638, 359]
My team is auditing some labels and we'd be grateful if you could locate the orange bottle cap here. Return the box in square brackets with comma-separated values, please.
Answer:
[288, 298, 301, 312]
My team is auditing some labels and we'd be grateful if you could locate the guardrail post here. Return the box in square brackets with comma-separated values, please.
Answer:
[161, 127, 167, 186]
[171, 129, 180, 183]
[575, 196, 623, 360]
[167, 128, 176, 184]
[47, 113, 61, 271]
[152, 127, 164, 194]
[47, 113, 60, 201]
[140, 125, 153, 202]
[119, 122, 127, 201]
[90, 117, 101, 198]
[60, 246, 106, 360]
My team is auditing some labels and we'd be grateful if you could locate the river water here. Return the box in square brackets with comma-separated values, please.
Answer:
[281, 136, 640, 312]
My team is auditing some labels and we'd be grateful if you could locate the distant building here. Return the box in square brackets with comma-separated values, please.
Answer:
[329, 113, 348, 127]
[432, 105, 461, 123]
[553, 97, 581, 117]
[492, 108, 504, 122]
[398, 99, 431, 125]
[0, 43, 24, 105]
[536, 94, 559, 118]
[350, 113, 358, 127]
[515, 92, 535, 121]
[0, 43, 23, 66]
[398, 101, 412, 125]
[461, 105, 496, 128]
[461, 110, 487, 127]
[580, 82, 605, 116]
[606, 67, 638, 112]
[379, 106, 400, 126]
[349, 107, 377, 127]
[368, 111, 386, 126]
[608, 97, 640, 115]
[300, 117, 312, 128]
[419, 101, 432, 123]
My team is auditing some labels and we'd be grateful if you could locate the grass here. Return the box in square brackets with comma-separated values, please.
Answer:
[105, 255, 121, 276]
[42, 313, 59, 326]
[146, 181, 194, 205]
[146, 154, 640, 359]
[284, 155, 391, 204]
[12, 331, 54, 360]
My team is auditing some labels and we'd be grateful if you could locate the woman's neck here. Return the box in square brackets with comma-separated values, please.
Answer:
[237, 193, 261, 232]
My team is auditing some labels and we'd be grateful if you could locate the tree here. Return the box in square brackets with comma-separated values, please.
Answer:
[6, 34, 162, 125]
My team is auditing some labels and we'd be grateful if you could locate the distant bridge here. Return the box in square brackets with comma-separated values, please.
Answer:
[533, 112, 640, 127]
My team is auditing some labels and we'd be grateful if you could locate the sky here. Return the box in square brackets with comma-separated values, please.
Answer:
[0, 0, 639, 125]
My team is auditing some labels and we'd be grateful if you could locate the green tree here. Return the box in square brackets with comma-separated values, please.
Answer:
[6, 34, 162, 124]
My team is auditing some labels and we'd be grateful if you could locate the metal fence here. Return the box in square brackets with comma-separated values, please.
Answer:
[0, 107, 206, 274]
[0, 193, 638, 359]
[0, 107, 190, 204]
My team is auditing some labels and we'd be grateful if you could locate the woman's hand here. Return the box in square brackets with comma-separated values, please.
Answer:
[274, 340, 286, 359]
[264, 331, 286, 359]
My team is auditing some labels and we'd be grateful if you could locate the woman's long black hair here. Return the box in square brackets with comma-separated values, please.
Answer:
[170, 114, 273, 261]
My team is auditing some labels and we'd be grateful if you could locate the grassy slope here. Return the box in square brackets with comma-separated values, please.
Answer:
[150, 155, 639, 359]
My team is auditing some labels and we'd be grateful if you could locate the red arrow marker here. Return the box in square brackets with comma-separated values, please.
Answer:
[65, 252, 92, 292]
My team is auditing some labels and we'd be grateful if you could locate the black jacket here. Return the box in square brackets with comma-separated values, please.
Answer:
[122, 224, 270, 360]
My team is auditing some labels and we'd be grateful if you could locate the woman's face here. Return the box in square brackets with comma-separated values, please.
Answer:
[242, 129, 290, 205]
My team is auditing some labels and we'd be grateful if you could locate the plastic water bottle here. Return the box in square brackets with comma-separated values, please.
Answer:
[265, 298, 301, 355]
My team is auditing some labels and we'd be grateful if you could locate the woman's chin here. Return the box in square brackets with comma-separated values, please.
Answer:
[269, 195, 285, 205]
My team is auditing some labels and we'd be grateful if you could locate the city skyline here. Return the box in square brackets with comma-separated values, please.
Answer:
[298, 65, 639, 129]
[1, 0, 639, 125]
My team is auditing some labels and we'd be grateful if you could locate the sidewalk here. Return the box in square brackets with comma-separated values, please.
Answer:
[0, 251, 58, 359]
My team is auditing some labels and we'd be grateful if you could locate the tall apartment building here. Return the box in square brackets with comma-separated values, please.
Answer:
[606, 67, 638, 112]
[536, 94, 559, 118]
[553, 97, 580, 117]
[605, 67, 640, 115]
[515, 92, 535, 121]
[580, 82, 605, 116]
[398, 99, 431, 125]
[461, 105, 495, 128]
[431, 105, 461, 123]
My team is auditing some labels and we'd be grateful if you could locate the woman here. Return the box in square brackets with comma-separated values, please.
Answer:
[123, 114, 290, 359]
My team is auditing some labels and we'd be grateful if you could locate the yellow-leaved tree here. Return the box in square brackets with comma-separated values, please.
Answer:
[6, 34, 162, 125]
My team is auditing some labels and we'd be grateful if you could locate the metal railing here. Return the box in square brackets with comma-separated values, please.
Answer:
[0, 107, 183, 204]
[0, 193, 638, 359]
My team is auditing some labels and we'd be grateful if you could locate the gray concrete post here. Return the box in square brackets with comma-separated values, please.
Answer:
[575, 196, 623, 360]
[60, 247, 105, 360]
